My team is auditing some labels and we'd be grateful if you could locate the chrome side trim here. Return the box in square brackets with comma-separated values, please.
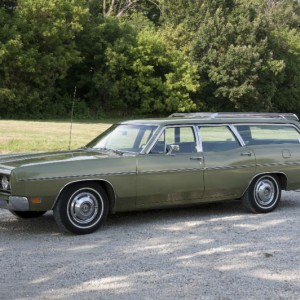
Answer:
[19, 171, 136, 182]
[256, 162, 300, 167]
[205, 161, 300, 171]
[205, 164, 256, 171]
[139, 168, 204, 175]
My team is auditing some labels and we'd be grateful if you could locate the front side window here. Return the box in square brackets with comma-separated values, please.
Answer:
[150, 126, 196, 154]
[86, 124, 157, 153]
[199, 126, 240, 152]
[235, 124, 300, 145]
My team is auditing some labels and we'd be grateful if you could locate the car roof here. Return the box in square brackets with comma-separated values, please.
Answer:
[120, 112, 299, 127]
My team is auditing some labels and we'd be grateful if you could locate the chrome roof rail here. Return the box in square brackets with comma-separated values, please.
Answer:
[168, 112, 299, 121]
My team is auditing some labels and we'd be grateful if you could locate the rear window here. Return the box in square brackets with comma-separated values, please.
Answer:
[235, 124, 300, 145]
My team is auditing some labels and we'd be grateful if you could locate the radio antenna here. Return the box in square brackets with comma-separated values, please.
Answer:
[68, 86, 77, 150]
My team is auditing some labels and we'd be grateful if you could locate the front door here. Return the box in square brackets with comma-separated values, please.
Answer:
[136, 126, 204, 208]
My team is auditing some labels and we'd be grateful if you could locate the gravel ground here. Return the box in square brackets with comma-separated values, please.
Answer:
[1, 191, 300, 300]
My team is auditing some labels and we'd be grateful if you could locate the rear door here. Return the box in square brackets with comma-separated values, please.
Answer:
[199, 125, 256, 200]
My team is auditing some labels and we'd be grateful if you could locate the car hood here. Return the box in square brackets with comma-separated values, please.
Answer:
[0, 149, 115, 170]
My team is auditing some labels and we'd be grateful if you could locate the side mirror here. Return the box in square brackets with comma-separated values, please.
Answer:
[167, 144, 180, 155]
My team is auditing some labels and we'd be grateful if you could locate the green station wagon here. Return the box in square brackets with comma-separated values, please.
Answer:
[1, 112, 300, 234]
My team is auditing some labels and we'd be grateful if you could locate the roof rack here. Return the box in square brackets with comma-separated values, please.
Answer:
[168, 112, 299, 121]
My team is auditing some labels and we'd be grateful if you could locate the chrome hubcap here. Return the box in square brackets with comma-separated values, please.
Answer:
[255, 178, 275, 206]
[69, 192, 99, 224]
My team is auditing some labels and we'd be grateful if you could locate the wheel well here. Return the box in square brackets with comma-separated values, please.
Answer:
[54, 180, 116, 213]
[276, 173, 288, 190]
[249, 172, 288, 191]
[98, 180, 116, 213]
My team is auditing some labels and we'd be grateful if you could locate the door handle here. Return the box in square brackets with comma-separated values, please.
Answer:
[190, 157, 203, 162]
[241, 152, 252, 156]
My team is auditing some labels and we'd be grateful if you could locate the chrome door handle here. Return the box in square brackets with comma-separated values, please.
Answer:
[241, 152, 252, 156]
[190, 157, 203, 161]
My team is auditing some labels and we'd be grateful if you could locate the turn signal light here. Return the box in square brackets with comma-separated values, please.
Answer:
[31, 198, 42, 204]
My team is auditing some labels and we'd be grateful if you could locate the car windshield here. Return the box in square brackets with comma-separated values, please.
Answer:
[85, 124, 158, 153]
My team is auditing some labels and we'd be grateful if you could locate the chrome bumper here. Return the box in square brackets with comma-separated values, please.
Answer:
[0, 196, 29, 211]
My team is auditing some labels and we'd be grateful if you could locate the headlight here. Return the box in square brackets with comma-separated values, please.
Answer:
[1, 175, 10, 191]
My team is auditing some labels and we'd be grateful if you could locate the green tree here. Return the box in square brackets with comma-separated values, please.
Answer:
[0, 0, 88, 118]
[0, 6, 22, 115]
[1, 0, 299, 118]
[104, 20, 199, 113]
[272, 28, 300, 113]
[160, 0, 203, 28]
[263, 0, 300, 113]
[1, 0, 17, 11]
[191, 0, 284, 111]
[89, 0, 160, 18]
[71, 15, 199, 116]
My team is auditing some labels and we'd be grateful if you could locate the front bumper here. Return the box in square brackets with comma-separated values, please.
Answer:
[0, 196, 29, 211]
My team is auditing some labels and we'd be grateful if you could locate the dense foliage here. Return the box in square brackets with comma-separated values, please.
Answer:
[0, 0, 299, 118]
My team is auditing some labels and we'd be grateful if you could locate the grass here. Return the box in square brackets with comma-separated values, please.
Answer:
[1, 120, 296, 154]
[0, 120, 113, 154]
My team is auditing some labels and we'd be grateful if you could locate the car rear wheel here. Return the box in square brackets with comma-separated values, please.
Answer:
[53, 183, 109, 234]
[10, 211, 46, 218]
[242, 175, 281, 213]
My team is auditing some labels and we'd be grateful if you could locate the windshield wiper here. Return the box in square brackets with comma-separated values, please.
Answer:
[105, 148, 123, 155]
[93, 147, 123, 155]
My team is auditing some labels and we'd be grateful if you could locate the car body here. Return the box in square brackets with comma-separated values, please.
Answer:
[1, 112, 300, 234]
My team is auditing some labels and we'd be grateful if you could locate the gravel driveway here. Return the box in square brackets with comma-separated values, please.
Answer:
[1, 191, 300, 299]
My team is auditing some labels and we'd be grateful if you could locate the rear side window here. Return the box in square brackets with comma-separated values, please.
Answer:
[199, 126, 240, 152]
[235, 125, 300, 145]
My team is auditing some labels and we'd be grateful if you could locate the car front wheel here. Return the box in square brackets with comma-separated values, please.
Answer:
[242, 175, 281, 213]
[53, 183, 109, 234]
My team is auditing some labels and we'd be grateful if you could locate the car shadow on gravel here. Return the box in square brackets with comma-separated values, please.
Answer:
[105, 200, 243, 227]
[104, 192, 299, 231]
[0, 200, 243, 236]
[0, 212, 61, 235]
[0, 194, 297, 236]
